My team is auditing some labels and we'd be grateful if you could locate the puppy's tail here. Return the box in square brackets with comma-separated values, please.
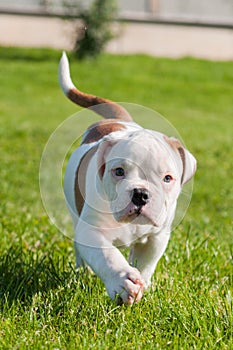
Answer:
[58, 52, 132, 121]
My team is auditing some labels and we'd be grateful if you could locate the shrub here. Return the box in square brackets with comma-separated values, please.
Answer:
[64, 0, 117, 59]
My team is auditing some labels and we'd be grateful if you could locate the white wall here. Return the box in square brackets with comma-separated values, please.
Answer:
[0, 14, 233, 60]
[159, 0, 233, 23]
[0, 0, 233, 25]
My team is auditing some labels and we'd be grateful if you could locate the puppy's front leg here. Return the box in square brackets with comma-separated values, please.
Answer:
[75, 225, 144, 305]
[129, 230, 170, 288]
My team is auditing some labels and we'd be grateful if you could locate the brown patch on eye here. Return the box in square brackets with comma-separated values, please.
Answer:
[81, 120, 126, 144]
[177, 147, 185, 184]
[163, 135, 186, 184]
[163, 135, 183, 150]
[74, 145, 98, 215]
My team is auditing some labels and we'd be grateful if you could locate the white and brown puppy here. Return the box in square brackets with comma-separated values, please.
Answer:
[59, 52, 196, 305]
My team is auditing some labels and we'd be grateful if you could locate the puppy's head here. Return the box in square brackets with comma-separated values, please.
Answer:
[97, 130, 196, 229]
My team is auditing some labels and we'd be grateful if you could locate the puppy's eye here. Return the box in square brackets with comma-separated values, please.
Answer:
[163, 174, 173, 183]
[114, 167, 125, 178]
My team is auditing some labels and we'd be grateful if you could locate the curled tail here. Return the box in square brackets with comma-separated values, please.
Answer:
[58, 52, 132, 121]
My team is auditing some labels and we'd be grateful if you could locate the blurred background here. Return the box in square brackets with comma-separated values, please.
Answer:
[0, 0, 232, 60]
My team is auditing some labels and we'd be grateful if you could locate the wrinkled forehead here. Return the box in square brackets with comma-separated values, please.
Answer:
[107, 130, 172, 162]
[104, 130, 182, 177]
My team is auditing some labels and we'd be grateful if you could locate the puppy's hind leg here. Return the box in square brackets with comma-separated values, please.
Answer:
[71, 215, 87, 268]
[74, 242, 86, 268]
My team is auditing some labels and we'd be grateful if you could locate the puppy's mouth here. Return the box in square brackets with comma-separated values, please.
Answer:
[115, 203, 158, 227]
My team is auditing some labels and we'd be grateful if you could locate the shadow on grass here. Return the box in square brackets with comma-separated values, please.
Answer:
[0, 245, 75, 309]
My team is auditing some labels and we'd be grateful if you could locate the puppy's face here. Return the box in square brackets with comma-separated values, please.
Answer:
[98, 130, 196, 229]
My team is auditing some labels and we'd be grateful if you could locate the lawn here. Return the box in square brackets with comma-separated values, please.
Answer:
[0, 47, 232, 349]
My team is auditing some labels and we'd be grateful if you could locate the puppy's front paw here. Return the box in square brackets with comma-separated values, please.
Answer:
[107, 268, 144, 305]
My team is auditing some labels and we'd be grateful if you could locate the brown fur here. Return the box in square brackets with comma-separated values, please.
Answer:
[163, 136, 186, 184]
[67, 88, 132, 121]
[81, 120, 126, 144]
[74, 146, 98, 215]
[75, 120, 127, 214]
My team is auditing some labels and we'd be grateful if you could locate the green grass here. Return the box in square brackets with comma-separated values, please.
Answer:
[0, 47, 232, 349]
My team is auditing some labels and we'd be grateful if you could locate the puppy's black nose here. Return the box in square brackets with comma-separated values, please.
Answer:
[131, 188, 149, 207]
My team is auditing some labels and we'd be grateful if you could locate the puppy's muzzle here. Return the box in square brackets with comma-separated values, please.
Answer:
[131, 188, 150, 208]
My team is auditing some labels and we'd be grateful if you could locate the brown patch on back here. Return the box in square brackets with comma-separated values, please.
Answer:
[81, 120, 126, 144]
[74, 146, 98, 215]
[164, 136, 186, 184]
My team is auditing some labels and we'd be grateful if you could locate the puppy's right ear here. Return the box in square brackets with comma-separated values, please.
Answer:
[97, 138, 114, 180]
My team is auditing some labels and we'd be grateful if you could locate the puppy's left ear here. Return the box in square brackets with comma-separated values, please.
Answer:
[164, 136, 197, 185]
[178, 146, 197, 185]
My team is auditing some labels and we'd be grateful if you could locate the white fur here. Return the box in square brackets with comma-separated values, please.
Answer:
[64, 126, 196, 304]
[58, 52, 75, 95]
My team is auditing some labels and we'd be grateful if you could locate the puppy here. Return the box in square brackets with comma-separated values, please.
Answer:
[59, 52, 196, 304]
